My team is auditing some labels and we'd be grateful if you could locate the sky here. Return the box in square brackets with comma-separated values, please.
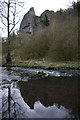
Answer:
[22, 0, 77, 16]
[1, 0, 77, 37]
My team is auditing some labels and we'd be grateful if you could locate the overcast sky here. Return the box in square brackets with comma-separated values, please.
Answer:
[1, 0, 77, 37]
[22, 0, 77, 16]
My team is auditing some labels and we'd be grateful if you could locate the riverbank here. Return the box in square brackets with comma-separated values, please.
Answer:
[2, 58, 80, 70]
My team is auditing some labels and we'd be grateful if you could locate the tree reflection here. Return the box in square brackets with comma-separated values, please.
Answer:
[2, 81, 28, 119]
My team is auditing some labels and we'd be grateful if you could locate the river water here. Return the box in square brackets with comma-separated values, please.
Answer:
[1, 67, 80, 119]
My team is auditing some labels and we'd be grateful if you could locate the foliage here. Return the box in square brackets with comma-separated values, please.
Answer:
[2, 4, 79, 62]
[48, 16, 78, 61]
[1, 0, 24, 64]
[43, 14, 49, 26]
[32, 71, 46, 78]
[72, 1, 80, 10]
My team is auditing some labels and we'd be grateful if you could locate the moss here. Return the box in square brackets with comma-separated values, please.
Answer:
[11, 79, 18, 82]
[38, 71, 46, 75]
[31, 71, 46, 78]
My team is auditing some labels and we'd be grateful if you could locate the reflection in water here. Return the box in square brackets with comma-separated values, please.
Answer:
[2, 87, 29, 118]
[2, 84, 73, 118]
[18, 76, 79, 118]
[0, 89, 2, 119]
[28, 101, 72, 118]
[2, 67, 80, 119]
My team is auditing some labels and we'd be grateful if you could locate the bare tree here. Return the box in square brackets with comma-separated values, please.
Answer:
[2, 82, 28, 119]
[1, 0, 24, 64]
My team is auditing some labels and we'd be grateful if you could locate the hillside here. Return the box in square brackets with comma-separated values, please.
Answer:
[2, 1, 80, 68]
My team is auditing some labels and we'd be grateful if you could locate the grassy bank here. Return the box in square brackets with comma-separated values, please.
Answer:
[2, 58, 80, 70]
[2, 3, 80, 69]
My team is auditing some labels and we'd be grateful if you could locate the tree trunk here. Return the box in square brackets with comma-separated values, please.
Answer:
[6, 0, 11, 64]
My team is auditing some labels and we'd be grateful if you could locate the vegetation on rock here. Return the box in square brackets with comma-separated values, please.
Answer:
[2, 2, 80, 68]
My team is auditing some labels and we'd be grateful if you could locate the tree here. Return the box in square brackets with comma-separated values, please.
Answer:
[1, 0, 24, 64]
[59, 8, 62, 16]
[2, 80, 28, 119]
[44, 14, 49, 26]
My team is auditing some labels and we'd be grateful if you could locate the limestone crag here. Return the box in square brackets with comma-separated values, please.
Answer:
[40, 10, 55, 22]
[20, 7, 55, 34]
[20, 7, 42, 34]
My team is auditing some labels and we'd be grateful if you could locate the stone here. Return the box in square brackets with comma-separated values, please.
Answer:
[20, 7, 55, 34]
[20, 7, 42, 35]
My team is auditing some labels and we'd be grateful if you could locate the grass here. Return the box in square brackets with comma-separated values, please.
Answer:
[2, 4, 80, 69]
[2, 58, 80, 70]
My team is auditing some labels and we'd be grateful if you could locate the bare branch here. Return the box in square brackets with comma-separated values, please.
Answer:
[4, 1, 8, 5]
[1, 21, 7, 26]
[17, 3, 24, 8]
[9, 21, 18, 33]
[1, 13, 7, 19]
[1, 0, 25, 36]
[1, 17, 7, 26]
[14, 9, 23, 16]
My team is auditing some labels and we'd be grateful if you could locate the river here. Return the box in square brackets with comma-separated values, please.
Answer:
[1, 67, 80, 119]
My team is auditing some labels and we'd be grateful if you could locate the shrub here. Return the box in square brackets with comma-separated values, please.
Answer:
[48, 16, 78, 61]
[2, 7, 79, 62]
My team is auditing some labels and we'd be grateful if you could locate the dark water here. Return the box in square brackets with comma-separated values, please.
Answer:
[1, 67, 80, 119]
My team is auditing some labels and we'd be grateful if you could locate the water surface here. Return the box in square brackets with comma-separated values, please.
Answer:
[1, 67, 80, 119]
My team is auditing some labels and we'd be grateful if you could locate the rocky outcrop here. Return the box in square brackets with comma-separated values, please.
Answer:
[20, 7, 42, 34]
[20, 7, 55, 34]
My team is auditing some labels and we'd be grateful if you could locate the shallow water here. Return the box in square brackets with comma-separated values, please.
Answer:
[1, 67, 80, 119]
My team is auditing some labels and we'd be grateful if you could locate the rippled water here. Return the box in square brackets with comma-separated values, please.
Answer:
[1, 67, 80, 119]
[2, 67, 80, 81]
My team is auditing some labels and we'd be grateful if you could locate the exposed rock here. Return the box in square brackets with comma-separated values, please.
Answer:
[20, 7, 42, 34]
[40, 10, 52, 21]
[20, 7, 55, 34]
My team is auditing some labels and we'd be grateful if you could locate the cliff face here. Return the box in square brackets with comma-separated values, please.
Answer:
[20, 5, 78, 35]
[20, 7, 42, 34]
[20, 7, 55, 34]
